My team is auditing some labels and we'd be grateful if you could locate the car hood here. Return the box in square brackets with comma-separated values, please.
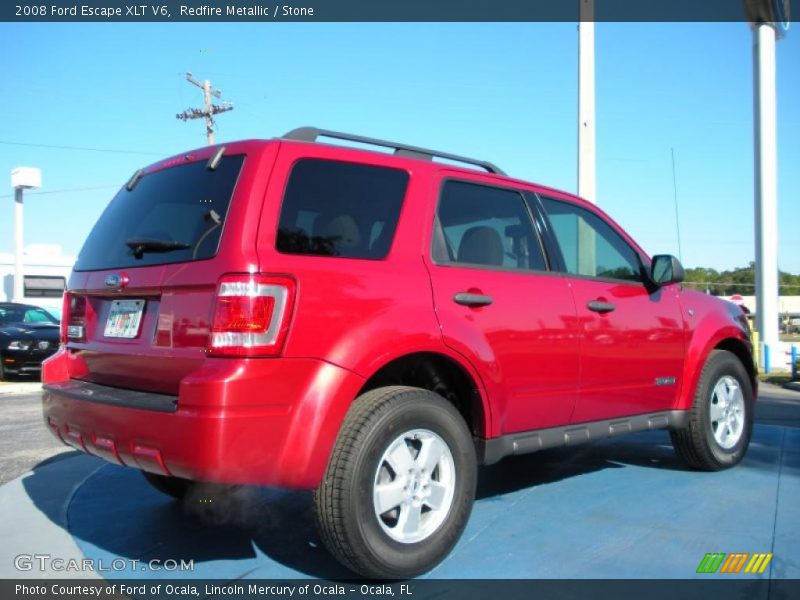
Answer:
[0, 322, 61, 341]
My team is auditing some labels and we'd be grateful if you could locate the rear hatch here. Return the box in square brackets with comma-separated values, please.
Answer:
[63, 142, 275, 394]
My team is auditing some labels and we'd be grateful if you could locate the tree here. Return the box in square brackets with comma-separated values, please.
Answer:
[682, 262, 800, 296]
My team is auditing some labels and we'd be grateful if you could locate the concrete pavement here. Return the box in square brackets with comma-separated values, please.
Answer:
[0, 381, 42, 395]
[0, 384, 797, 581]
[0, 387, 71, 485]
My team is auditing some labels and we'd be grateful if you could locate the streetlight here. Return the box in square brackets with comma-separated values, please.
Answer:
[10, 167, 41, 302]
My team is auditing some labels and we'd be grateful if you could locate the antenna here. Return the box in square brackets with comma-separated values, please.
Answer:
[671, 147, 683, 262]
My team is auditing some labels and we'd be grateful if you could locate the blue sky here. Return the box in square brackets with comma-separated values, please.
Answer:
[1, 22, 798, 272]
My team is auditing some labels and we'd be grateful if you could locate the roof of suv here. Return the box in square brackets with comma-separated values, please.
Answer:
[274, 127, 599, 212]
[141, 126, 603, 220]
[144, 126, 505, 180]
[282, 127, 507, 176]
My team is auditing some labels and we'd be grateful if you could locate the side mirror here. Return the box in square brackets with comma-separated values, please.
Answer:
[651, 254, 685, 286]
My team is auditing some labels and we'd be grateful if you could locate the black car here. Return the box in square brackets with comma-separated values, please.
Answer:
[0, 302, 60, 380]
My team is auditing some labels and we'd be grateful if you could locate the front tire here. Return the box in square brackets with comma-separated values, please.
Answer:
[670, 349, 754, 470]
[0, 358, 11, 381]
[314, 386, 477, 579]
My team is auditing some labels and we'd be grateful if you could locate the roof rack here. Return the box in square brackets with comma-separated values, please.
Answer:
[282, 126, 506, 176]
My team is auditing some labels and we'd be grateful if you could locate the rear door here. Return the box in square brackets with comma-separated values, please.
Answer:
[535, 193, 686, 422]
[425, 173, 580, 434]
[65, 147, 269, 394]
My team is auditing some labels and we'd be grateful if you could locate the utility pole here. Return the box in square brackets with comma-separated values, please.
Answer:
[176, 73, 233, 145]
[577, 0, 596, 204]
[576, 0, 597, 275]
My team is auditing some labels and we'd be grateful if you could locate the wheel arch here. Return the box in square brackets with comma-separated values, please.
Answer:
[357, 351, 490, 439]
[679, 331, 756, 410]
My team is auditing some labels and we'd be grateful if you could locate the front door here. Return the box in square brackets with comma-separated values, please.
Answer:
[538, 194, 686, 423]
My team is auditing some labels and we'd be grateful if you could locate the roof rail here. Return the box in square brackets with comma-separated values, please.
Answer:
[282, 126, 506, 176]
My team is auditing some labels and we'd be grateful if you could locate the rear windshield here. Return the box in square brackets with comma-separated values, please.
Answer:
[276, 158, 409, 260]
[74, 155, 244, 271]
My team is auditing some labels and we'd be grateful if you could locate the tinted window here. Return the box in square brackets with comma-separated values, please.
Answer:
[434, 181, 546, 271]
[541, 197, 643, 282]
[23, 275, 66, 298]
[276, 159, 408, 259]
[75, 156, 244, 271]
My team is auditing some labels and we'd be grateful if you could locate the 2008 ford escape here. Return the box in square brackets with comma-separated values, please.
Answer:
[42, 127, 755, 578]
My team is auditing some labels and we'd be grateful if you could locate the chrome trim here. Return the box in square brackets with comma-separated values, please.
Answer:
[66, 325, 84, 339]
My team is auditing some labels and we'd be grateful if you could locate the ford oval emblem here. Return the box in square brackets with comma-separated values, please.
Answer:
[104, 273, 128, 289]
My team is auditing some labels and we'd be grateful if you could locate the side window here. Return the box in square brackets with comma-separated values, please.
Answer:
[276, 159, 409, 259]
[541, 197, 644, 282]
[434, 180, 546, 271]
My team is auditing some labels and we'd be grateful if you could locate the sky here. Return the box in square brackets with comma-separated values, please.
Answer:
[0, 22, 798, 273]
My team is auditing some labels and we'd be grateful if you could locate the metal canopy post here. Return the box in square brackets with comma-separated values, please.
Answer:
[753, 21, 780, 369]
[578, 0, 596, 204]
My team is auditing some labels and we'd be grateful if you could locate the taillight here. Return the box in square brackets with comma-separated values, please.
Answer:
[209, 274, 295, 357]
[61, 292, 87, 343]
[60, 291, 70, 344]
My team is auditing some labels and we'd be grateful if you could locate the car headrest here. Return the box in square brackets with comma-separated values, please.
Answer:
[457, 226, 503, 266]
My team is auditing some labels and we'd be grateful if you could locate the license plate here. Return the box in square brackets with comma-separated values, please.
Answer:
[104, 299, 145, 339]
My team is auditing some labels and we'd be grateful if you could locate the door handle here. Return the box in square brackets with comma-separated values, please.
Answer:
[454, 292, 493, 307]
[587, 300, 616, 313]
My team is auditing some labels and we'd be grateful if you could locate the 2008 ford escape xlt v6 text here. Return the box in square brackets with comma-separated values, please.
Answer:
[42, 127, 755, 579]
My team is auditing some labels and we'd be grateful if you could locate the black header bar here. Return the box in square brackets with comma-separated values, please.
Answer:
[2, 0, 797, 23]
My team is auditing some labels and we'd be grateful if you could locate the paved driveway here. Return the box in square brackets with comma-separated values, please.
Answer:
[0, 383, 797, 582]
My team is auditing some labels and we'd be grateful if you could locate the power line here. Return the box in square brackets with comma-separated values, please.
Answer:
[0, 184, 119, 199]
[0, 140, 161, 156]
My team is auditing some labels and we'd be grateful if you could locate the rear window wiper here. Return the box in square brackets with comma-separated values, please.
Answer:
[125, 238, 190, 259]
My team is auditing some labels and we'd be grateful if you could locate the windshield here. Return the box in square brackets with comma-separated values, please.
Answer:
[0, 306, 59, 326]
[75, 155, 244, 271]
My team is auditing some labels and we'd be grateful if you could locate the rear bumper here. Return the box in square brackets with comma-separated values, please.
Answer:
[42, 349, 365, 489]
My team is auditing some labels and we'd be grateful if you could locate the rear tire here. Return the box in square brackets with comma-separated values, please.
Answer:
[141, 471, 193, 500]
[670, 349, 753, 471]
[314, 386, 477, 579]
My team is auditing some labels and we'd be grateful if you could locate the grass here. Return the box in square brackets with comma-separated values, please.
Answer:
[757, 372, 794, 385]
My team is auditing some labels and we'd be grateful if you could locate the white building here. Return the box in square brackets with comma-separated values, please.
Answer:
[720, 294, 800, 317]
[0, 245, 75, 317]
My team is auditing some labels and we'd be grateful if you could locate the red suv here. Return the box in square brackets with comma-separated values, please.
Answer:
[42, 127, 755, 578]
